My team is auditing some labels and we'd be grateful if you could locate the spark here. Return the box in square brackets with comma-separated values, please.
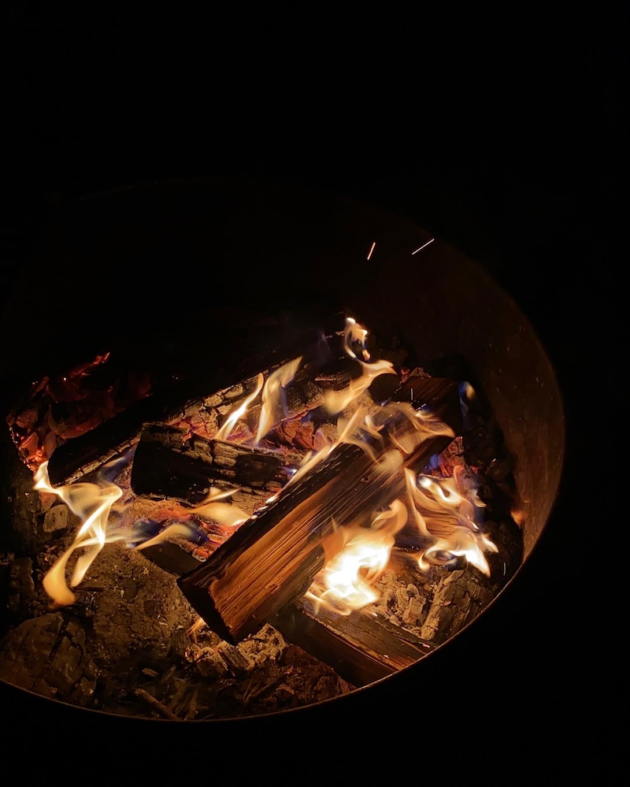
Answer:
[412, 238, 435, 255]
[367, 241, 376, 260]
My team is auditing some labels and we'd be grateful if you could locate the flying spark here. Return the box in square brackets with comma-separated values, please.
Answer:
[367, 241, 376, 260]
[412, 238, 435, 255]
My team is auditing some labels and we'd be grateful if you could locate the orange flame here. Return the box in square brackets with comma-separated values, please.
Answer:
[255, 357, 303, 444]
[324, 318, 394, 414]
[404, 469, 497, 575]
[34, 462, 124, 605]
[308, 500, 408, 614]
[215, 374, 264, 441]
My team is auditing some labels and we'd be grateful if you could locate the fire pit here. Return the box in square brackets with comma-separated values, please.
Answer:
[0, 180, 564, 722]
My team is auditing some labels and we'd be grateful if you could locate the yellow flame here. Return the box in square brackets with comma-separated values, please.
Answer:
[190, 500, 249, 527]
[308, 500, 408, 614]
[324, 318, 394, 414]
[34, 462, 123, 606]
[134, 523, 196, 551]
[344, 316, 371, 361]
[215, 373, 264, 441]
[203, 486, 239, 502]
[404, 469, 497, 576]
[255, 357, 302, 444]
[282, 406, 382, 492]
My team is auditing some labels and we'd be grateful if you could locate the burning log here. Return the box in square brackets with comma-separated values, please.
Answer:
[136, 541, 432, 687]
[178, 378, 462, 643]
[130, 425, 301, 504]
[46, 313, 345, 486]
[272, 596, 433, 687]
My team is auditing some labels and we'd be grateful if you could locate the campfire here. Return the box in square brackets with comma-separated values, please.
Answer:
[0, 309, 522, 718]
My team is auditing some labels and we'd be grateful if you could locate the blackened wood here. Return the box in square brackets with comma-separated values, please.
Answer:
[130, 425, 301, 504]
[138, 542, 205, 577]
[272, 597, 433, 687]
[419, 568, 496, 645]
[179, 378, 462, 643]
[136, 540, 430, 687]
[47, 312, 345, 486]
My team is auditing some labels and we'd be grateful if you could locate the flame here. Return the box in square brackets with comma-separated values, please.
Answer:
[215, 373, 264, 441]
[34, 462, 123, 605]
[283, 406, 381, 491]
[202, 486, 239, 502]
[404, 469, 497, 576]
[344, 317, 370, 360]
[135, 523, 196, 551]
[255, 357, 302, 444]
[324, 318, 394, 414]
[190, 500, 250, 527]
[308, 500, 408, 614]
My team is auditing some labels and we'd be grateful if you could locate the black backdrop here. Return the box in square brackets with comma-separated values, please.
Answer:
[0, 3, 624, 780]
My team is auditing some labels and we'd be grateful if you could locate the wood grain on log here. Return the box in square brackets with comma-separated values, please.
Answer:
[179, 378, 462, 643]
[136, 541, 431, 687]
[272, 596, 433, 687]
[130, 425, 301, 504]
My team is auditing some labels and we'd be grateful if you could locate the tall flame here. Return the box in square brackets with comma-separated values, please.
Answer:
[34, 462, 124, 605]
[215, 373, 264, 441]
[255, 357, 302, 444]
[404, 468, 497, 575]
[324, 318, 394, 415]
[308, 500, 408, 614]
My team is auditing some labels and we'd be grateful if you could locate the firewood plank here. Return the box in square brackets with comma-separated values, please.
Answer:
[178, 378, 462, 642]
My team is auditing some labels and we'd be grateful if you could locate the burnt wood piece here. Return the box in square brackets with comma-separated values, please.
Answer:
[47, 312, 345, 486]
[272, 596, 433, 687]
[136, 542, 431, 687]
[418, 568, 496, 646]
[130, 425, 301, 504]
[178, 378, 462, 643]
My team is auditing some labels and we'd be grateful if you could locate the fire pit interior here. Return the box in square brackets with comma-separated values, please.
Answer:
[0, 181, 564, 720]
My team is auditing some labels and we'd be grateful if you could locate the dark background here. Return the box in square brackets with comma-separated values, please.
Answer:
[0, 2, 625, 779]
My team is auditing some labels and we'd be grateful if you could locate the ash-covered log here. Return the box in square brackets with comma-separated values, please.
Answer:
[47, 312, 345, 486]
[178, 378, 462, 643]
[272, 596, 433, 687]
[130, 425, 301, 504]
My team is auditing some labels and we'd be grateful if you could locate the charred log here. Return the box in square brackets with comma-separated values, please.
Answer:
[178, 379, 462, 643]
[46, 313, 345, 486]
[136, 541, 431, 687]
[130, 425, 301, 504]
[272, 596, 433, 687]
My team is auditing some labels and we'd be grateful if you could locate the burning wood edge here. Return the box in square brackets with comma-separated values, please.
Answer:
[130, 425, 302, 504]
[271, 597, 434, 688]
[178, 378, 462, 643]
[136, 541, 433, 689]
[46, 313, 346, 486]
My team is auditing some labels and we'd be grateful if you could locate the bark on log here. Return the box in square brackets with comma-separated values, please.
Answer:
[179, 378, 462, 643]
[46, 312, 345, 486]
[130, 425, 302, 504]
[272, 596, 433, 687]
